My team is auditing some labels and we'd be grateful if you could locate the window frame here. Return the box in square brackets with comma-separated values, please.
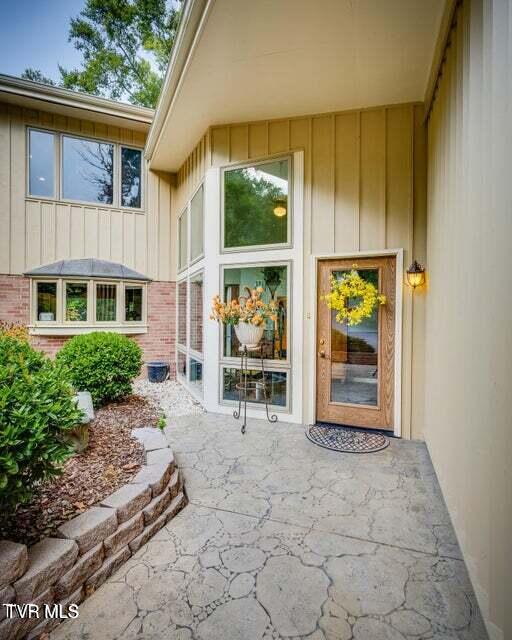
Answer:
[29, 277, 147, 334]
[177, 181, 205, 273]
[63, 279, 91, 324]
[124, 283, 145, 323]
[34, 279, 60, 324]
[219, 365, 291, 413]
[27, 128, 58, 201]
[177, 207, 189, 273]
[175, 266, 204, 400]
[189, 183, 205, 265]
[220, 155, 293, 254]
[219, 260, 292, 368]
[94, 281, 120, 324]
[26, 127, 144, 212]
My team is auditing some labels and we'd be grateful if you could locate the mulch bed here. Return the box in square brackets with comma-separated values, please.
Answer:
[0, 395, 161, 547]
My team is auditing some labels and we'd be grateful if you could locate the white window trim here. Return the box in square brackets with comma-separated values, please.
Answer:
[177, 181, 205, 274]
[219, 260, 292, 369]
[220, 154, 293, 254]
[176, 266, 205, 401]
[202, 150, 304, 423]
[26, 127, 144, 212]
[219, 365, 291, 413]
[29, 277, 148, 335]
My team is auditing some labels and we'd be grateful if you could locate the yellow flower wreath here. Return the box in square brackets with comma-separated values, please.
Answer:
[322, 269, 386, 326]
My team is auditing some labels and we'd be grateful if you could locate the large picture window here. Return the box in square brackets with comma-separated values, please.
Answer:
[27, 128, 143, 209]
[62, 136, 114, 205]
[223, 158, 290, 250]
[223, 264, 288, 361]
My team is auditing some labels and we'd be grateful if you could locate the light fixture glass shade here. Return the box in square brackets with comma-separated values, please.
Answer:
[273, 204, 287, 217]
[406, 261, 425, 288]
[273, 197, 287, 218]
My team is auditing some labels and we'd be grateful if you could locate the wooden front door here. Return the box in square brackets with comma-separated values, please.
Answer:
[316, 256, 396, 430]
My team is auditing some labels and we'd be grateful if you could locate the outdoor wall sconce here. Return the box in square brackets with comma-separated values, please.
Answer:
[406, 260, 426, 289]
[273, 198, 287, 218]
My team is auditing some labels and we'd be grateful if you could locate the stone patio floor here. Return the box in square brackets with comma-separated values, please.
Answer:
[52, 413, 488, 640]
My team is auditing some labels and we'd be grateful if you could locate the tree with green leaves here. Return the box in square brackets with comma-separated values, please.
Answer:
[22, 0, 182, 108]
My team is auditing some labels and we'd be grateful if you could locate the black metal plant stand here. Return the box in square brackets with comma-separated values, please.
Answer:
[233, 344, 278, 434]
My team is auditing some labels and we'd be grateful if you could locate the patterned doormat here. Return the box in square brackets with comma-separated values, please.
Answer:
[306, 422, 390, 453]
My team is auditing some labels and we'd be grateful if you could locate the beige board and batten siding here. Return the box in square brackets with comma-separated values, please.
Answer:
[0, 102, 173, 282]
[425, 1, 511, 638]
[172, 103, 427, 440]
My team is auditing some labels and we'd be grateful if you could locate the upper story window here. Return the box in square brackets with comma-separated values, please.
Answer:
[222, 157, 290, 251]
[62, 136, 114, 205]
[27, 128, 143, 210]
[28, 130, 55, 198]
[178, 183, 204, 272]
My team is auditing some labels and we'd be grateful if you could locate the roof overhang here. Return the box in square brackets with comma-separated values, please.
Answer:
[25, 259, 151, 281]
[147, 0, 445, 172]
[0, 74, 153, 132]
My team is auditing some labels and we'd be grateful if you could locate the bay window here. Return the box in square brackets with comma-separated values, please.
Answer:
[30, 278, 147, 333]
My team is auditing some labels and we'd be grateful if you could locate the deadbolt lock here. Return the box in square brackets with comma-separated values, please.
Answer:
[319, 338, 325, 345]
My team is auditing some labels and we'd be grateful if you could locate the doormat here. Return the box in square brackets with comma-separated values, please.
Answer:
[306, 422, 390, 453]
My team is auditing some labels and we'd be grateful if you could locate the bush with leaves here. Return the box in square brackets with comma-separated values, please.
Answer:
[0, 337, 83, 514]
[0, 321, 29, 342]
[56, 332, 142, 406]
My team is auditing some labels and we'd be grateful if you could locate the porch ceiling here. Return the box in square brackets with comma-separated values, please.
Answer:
[148, 0, 445, 171]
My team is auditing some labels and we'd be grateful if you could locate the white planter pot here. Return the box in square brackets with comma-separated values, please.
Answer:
[234, 322, 264, 349]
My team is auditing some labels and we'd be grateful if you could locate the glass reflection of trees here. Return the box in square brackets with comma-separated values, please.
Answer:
[224, 161, 288, 248]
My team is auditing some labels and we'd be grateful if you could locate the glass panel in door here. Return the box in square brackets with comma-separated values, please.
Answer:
[330, 269, 379, 406]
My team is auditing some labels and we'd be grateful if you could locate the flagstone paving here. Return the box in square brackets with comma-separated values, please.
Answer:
[52, 413, 488, 640]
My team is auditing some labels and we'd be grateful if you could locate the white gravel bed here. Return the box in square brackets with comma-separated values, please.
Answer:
[133, 379, 205, 418]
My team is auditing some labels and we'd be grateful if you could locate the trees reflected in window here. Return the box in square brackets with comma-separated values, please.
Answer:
[62, 136, 114, 204]
[224, 159, 289, 249]
[121, 148, 142, 208]
[65, 283, 88, 321]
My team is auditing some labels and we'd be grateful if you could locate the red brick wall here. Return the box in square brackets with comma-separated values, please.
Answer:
[0, 275, 176, 378]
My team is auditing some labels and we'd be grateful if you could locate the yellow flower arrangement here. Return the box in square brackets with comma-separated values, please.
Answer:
[322, 268, 386, 326]
[210, 286, 277, 326]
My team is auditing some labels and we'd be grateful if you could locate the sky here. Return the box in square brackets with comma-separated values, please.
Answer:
[0, 0, 86, 82]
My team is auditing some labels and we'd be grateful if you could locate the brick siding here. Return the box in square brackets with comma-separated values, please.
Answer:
[0, 275, 176, 377]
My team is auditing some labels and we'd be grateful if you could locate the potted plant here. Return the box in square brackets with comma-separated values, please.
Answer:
[210, 287, 277, 349]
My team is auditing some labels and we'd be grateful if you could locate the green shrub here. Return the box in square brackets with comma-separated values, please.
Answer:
[0, 336, 82, 513]
[56, 332, 142, 406]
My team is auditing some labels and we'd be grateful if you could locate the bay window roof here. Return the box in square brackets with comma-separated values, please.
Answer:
[25, 259, 151, 281]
